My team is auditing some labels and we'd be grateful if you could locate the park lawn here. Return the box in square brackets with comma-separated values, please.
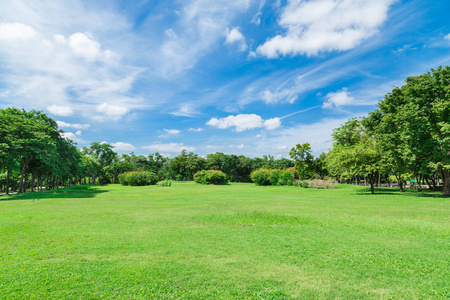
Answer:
[0, 183, 448, 299]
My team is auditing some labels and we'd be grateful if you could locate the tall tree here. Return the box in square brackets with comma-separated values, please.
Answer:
[289, 143, 315, 179]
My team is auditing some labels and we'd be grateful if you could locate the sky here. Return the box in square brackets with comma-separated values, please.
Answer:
[0, 0, 449, 158]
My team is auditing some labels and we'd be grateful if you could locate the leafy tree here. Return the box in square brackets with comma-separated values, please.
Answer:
[327, 118, 383, 194]
[289, 143, 315, 179]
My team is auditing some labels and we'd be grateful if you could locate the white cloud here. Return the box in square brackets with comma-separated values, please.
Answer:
[224, 27, 247, 51]
[61, 132, 77, 140]
[165, 29, 177, 39]
[322, 88, 354, 108]
[189, 128, 204, 132]
[68, 32, 113, 61]
[0, 22, 37, 41]
[57, 121, 90, 130]
[228, 143, 245, 149]
[75, 130, 82, 136]
[207, 114, 281, 131]
[54, 34, 66, 44]
[260, 90, 298, 104]
[275, 145, 288, 150]
[164, 129, 180, 135]
[257, 0, 394, 58]
[96, 103, 129, 119]
[111, 142, 136, 151]
[142, 143, 196, 153]
[445, 33, 450, 40]
[48, 105, 73, 116]
[170, 104, 199, 117]
[0, 7, 143, 121]
[157, 0, 252, 77]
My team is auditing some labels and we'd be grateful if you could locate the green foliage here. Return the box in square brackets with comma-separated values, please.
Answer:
[251, 168, 293, 186]
[193, 170, 228, 185]
[159, 179, 172, 187]
[303, 179, 336, 189]
[289, 143, 315, 179]
[118, 171, 158, 186]
[298, 181, 309, 188]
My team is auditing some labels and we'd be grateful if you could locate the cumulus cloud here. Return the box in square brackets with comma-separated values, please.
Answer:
[164, 129, 180, 135]
[96, 103, 129, 119]
[57, 121, 90, 130]
[111, 142, 136, 151]
[189, 128, 204, 132]
[0, 22, 37, 41]
[48, 105, 73, 116]
[142, 143, 195, 153]
[207, 114, 281, 131]
[224, 27, 248, 51]
[61, 132, 77, 140]
[68, 32, 113, 61]
[0, 8, 142, 122]
[445, 33, 450, 40]
[322, 88, 354, 108]
[257, 0, 394, 58]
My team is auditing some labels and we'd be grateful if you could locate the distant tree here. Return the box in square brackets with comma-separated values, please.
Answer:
[289, 143, 315, 179]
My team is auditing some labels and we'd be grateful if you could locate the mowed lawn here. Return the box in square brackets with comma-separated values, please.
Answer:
[0, 183, 448, 299]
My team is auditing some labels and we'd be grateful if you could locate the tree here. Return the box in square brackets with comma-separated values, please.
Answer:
[400, 66, 450, 196]
[289, 143, 315, 179]
[327, 118, 383, 194]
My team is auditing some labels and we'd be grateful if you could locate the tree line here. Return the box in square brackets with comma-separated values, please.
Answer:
[1, 66, 448, 196]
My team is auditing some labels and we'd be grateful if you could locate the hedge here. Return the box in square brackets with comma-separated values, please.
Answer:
[118, 171, 158, 186]
[251, 168, 293, 186]
[193, 170, 228, 185]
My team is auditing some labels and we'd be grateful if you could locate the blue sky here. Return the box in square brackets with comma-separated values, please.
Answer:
[0, 0, 449, 158]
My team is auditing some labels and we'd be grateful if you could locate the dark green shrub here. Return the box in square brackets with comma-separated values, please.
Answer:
[251, 169, 293, 186]
[118, 171, 158, 186]
[194, 170, 228, 185]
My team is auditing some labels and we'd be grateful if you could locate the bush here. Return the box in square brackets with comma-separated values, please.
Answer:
[194, 170, 228, 185]
[118, 171, 158, 186]
[297, 179, 336, 189]
[298, 181, 309, 188]
[159, 179, 172, 187]
[251, 169, 293, 186]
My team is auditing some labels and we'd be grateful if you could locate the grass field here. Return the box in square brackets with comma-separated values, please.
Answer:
[0, 182, 449, 299]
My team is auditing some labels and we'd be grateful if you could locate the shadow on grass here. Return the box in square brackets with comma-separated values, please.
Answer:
[0, 185, 108, 201]
[353, 186, 446, 198]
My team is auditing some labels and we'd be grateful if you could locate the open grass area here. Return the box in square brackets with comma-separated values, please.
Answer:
[1, 183, 449, 299]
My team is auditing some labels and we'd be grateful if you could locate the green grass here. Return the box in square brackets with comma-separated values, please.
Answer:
[0, 183, 449, 299]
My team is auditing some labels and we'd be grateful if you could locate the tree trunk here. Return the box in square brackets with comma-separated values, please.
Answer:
[394, 173, 404, 192]
[425, 177, 432, 189]
[368, 174, 376, 194]
[443, 169, 450, 197]
[31, 173, 35, 192]
[416, 176, 422, 192]
[19, 166, 26, 193]
[6, 168, 9, 195]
